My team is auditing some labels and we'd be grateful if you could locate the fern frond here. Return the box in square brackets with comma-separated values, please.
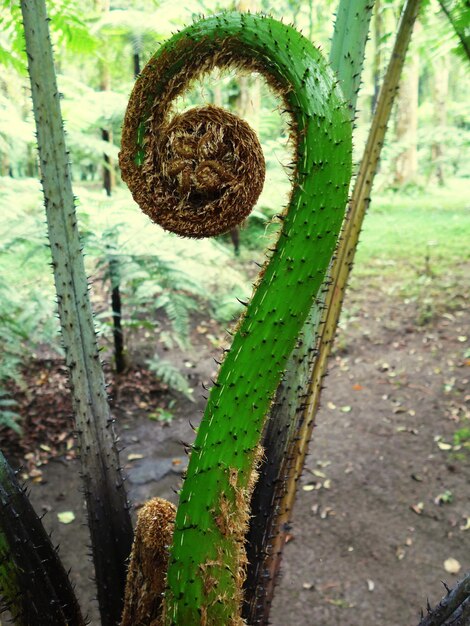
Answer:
[0, 392, 21, 434]
[147, 356, 194, 400]
[438, 0, 470, 61]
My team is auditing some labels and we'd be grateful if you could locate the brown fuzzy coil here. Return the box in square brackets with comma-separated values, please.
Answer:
[120, 102, 265, 238]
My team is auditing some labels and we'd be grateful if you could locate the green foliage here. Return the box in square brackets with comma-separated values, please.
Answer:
[0, 0, 97, 72]
[353, 178, 470, 279]
[0, 272, 59, 417]
[80, 204, 246, 358]
[148, 403, 176, 423]
[146, 357, 194, 400]
[0, 93, 34, 163]
[0, 390, 21, 434]
[0, 181, 61, 414]
[437, 0, 470, 60]
[0, 176, 247, 398]
[454, 427, 470, 447]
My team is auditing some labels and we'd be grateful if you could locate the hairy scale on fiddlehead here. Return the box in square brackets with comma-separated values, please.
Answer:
[120, 12, 352, 625]
[121, 92, 265, 237]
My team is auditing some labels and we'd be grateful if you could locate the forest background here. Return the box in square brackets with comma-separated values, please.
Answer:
[0, 1, 469, 624]
[0, 0, 468, 420]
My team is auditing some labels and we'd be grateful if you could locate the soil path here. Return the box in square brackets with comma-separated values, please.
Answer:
[2, 283, 469, 626]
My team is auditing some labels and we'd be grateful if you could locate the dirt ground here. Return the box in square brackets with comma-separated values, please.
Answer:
[1, 276, 469, 626]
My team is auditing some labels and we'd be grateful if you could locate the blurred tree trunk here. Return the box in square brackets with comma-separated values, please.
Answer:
[98, 3, 125, 375]
[394, 27, 420, 185]
[228, 0, 260, 256]
[99, 63, 114, 197]
[372, 0, 382, 113]
[95, 0, 114, 197]
[133, 34, 141, 78]
[431, 55, 449, 185]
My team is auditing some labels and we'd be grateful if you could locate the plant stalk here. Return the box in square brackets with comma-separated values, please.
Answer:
[118, 13, 352, 623]
[418, 571, 470, 626]
[0, 451, 84, 626]
[243, 1, 374, 621]
[20, 2, 133, 624]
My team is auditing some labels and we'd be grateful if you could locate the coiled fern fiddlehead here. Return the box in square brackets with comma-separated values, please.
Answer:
[120, 12, 352, 625]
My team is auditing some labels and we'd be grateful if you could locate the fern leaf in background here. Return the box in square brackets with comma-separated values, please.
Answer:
[437, 0, 470, 60]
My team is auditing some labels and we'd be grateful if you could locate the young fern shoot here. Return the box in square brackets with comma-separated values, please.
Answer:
[120, 12, 352, 624]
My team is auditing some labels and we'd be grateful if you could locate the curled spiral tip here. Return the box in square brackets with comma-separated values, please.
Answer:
[121, 99, 265, 237]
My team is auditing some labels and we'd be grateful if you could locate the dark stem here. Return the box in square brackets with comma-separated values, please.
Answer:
[133, 52, 141, 78]
[110, 256, 125, 374]
[102, 128, 112, 197]
[418, 572, 470, 626]
[229, 226, 240, 256]
[101, 124, 126, 374]
[0, 451, 84, 626]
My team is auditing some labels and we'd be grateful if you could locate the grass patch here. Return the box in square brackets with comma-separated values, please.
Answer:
[354, 178, 470, 279]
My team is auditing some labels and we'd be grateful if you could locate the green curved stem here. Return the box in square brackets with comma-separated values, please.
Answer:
[123, 12, 352, 624]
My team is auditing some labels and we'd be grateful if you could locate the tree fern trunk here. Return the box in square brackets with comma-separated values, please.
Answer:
[0, 451, 84, 626]
[417, 571, 470, 626]
[20, 2, 133, 624]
